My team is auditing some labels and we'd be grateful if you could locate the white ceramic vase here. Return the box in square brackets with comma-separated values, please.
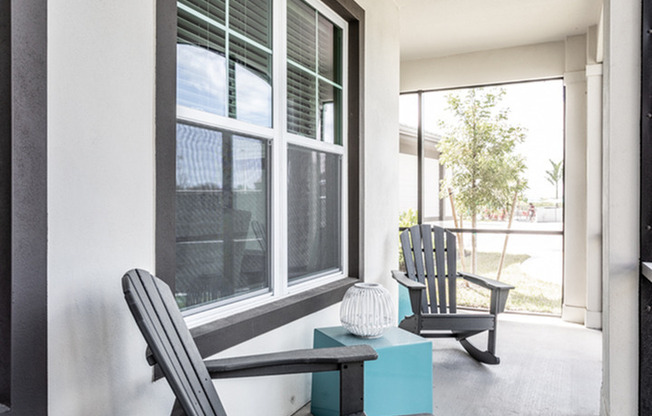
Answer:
[340, 282, 395, 338]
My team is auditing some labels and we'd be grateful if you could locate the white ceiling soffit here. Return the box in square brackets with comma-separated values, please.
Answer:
[398, 0, 603, 61]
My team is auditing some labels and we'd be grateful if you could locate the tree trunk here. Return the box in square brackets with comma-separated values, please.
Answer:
[496, 189, 520, 280]
[471, 211, 477, 274]
[447, 188, 466, 271]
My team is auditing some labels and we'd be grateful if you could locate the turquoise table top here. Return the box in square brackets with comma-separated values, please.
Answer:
[315, 326, 431, 349]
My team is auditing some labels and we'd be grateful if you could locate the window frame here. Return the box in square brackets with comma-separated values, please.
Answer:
[156, 0, 364, 357]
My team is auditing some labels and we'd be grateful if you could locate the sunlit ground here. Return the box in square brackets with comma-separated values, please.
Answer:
[457, 251, 561, 314]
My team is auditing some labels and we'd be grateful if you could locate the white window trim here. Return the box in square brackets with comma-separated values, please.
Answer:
[177, 0, 350, 322]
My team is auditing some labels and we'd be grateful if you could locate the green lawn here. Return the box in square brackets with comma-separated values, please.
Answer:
[456, 251, 562, 315]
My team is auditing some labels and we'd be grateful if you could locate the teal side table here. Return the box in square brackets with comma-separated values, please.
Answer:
[311, 326, 433, 416]
[398, 284, 412, 322]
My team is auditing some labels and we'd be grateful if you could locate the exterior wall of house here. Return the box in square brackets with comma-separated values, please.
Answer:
[357, 0, 401, 301]
[602, 0, 640, 414]
[47, 1, 165, 414]
[46, 0, 400, 415]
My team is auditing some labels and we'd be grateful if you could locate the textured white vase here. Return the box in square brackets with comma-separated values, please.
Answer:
[340, 283, 396, 338]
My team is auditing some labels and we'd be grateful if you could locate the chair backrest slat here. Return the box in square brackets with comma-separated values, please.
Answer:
[401, 227, 429, 313]
[128, 274, 204, 414]
[432, 226, 448, 314]
[400, 225, 459, 315]
[401, 229, 417, 280]
[445, 230, 458, 313]
[419, 225, 438, 314]
[123, 269, 227, 416]
[409, 225, 427, 285]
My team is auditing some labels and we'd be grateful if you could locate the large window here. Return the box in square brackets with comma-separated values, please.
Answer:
[171, 0, 348, 313]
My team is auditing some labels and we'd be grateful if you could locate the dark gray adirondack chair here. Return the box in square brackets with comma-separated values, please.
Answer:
[393, 225, 514, 365]
[123, 268, 433, 416]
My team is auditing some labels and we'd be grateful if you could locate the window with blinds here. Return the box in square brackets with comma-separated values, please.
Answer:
[177, 0, 272, 127]
[174, 0, 347, 312]
[287, 0, 343, 144]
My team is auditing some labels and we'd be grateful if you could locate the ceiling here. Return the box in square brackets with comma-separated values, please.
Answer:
[397, 0, 603, 61]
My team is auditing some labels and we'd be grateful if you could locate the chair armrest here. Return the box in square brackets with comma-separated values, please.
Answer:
[205, 345, 378, 379]
[391, 270, 426, 290]
[459, 271, 514, 314]
[392, 270, 425, 320]
[459, 272, 514, 291]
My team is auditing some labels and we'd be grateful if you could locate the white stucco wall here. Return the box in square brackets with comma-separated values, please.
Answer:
[357, 0, 401, 295]
[401, 41, 565, 92]
[47, 0, 165, 414]
[47, 0, 401, 415]
[602, 0, 640, 414]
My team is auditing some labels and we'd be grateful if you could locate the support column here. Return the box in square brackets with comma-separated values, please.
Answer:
[563, 69, 588, 324]
[585, 63, 603, 329]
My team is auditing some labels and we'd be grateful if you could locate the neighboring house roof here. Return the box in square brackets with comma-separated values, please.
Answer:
[399, 123, 442, 158]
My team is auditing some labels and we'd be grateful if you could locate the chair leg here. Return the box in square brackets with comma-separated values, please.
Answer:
[457, 327, 500, 365]
[339, 362, 366, 416]
[458, 337, 500, 364]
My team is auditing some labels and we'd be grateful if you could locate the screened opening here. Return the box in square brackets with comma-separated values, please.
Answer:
[399, 80, 565, 314]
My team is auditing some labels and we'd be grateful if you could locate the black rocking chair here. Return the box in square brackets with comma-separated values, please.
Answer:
[393, 224, 514, 364]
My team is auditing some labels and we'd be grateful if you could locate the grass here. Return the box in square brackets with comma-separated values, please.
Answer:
[456, 251, 562, 315]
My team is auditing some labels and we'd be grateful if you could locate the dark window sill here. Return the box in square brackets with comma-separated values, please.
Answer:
[152, 277, 356, 380]
[191, 277, 357, 358]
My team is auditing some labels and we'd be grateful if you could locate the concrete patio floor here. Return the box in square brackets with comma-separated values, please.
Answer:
[293, 313, 601, 416]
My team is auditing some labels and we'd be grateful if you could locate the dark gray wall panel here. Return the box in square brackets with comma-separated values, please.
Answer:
[0, 0, 11, 408]
[6, 0, 48, 414]
[642, 1, 652, 414]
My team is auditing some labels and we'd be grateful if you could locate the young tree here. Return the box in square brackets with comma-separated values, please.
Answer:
[545, 159, 563, 200]
[438, 88, 527, 273]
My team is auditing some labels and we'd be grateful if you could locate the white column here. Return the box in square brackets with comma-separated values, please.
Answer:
[602, 0, 640, 413]
[585, 63, 603, 329]
[563, 69, 588, 324]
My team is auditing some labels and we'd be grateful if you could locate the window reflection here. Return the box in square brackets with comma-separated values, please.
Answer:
[319, 81, 340, 144]
[177, 44, 227, 116]
[176, 124, 270, 310]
